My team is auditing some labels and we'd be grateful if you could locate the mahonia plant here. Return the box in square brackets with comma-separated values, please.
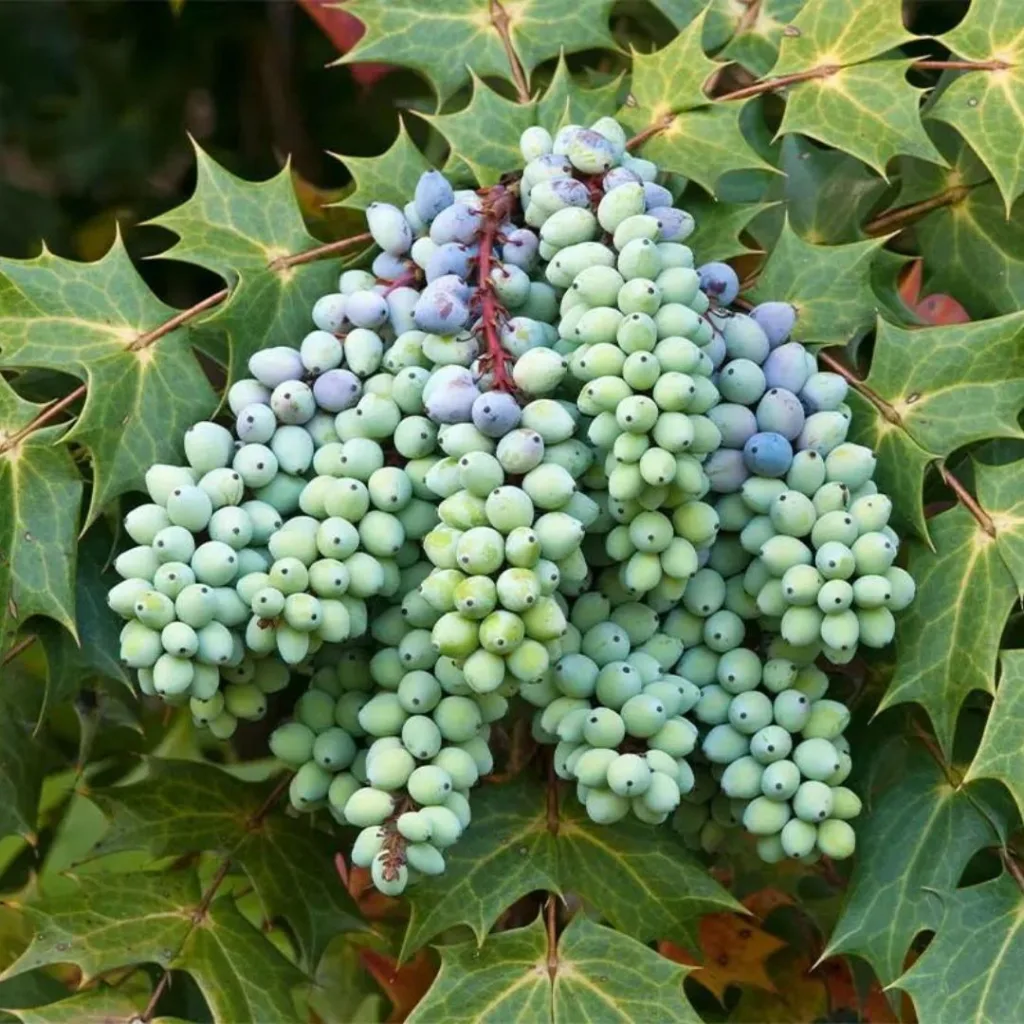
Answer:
[0, 0, 1022, 1021]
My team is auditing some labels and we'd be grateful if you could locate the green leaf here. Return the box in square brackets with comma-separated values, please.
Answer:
[422, 75, 537, 186]
[619, 11, 772, 195]
[5, 987, 148, 1024]
[88, 759, 362, 971]
[898, 128, 1024, 321]
[646, 0, 705, 30]
[0, 237, 216, 526]
[0, 378, 81, 655]
[895, 872, 1024, 1022]
[4, 872, 198, 981]
[36, 524, 128, 704]
[747, 218, 884, 347]
[847, 313, 1024, 540]
[718, 0, 807, 78]
[0, 679, 45, 843]
[929, 0, 1024, 214]
[628, 8, 721, 116]
[401, 775, 738, 959]
[967, 652, 1024, 821]
[150, 146, 349, 386]
[334, 118, 434, 211]
[825, 743, 1012, 987]
[686, 198, 772, 263]
[536, 54, 623, 134]
[876, 460, 1024, 756]
[777, 61, 945, 179]
[2, 873, 305, 1023]
[337, 0, 616, 104]
[624, 103, 773, 197]
[409, 914, 698, 1023]
[770, 0, 913, 75]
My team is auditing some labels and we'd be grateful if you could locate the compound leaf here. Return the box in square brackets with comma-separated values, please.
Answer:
[747, 219, 885, 347]
[929, 0, 1024, 214]
[422, 74, 537, 186]
[0, 237, 216, 526]
[686, 199, 772, 263]
[401, 776, 738, 959]
[334, 118, 434, 211]
[967, 652, 1024, 821]
[150, 146, 349, 386]
[770, 0, 914, 75]
[826, 743, 1013, 987]
[877, 460, 1024, 756]
[778, 61, 944, 179]
[895, 872, 1024, 1023]
[408, 914, 698, 1023]
[337, 0, 616, 105]
[88, 759, 362, 972]
[848, 313, 1024, 539]
[0, 378, 80, 655]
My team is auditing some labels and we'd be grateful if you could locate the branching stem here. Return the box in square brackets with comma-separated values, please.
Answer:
[626, 56, 1008, 151]
[817, 350, 901, 427]
[863, 185, 972, 237]
[129, 287, 231, 352]
[0, 634, 37, 667]
[269, 231, 372, 271]
[490, 0, 531, 104]
[0, 387, 86, 454]
[545, 894, 559, 980]
[475, 185, 518, 394]
[939, 464, 997, 538]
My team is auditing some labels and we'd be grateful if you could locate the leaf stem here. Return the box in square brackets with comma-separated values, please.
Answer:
[129, 287, 230, 352]
[817, 350, 902, 428]
[705, 0, 763, 95]
[863, 185, 972, 237]
[1001, 849, 1024, 895]
[141, 780, 289, 1023]
[546, 747, 560, 837]
[545, 893, 559, 980]
[0, 634, 37, 667]
[625, 56, 1009, 151]
[489, 0, 531, 104]
[270, 231, 373, 270]
[939, 464, 997, 538]
[0, 387, 86, 454]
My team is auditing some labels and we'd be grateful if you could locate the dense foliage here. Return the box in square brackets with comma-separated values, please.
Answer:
[0, 0, 1022, 1021]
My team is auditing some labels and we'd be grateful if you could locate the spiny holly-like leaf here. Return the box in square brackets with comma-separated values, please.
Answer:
[718, 0, 807, 78]
[747, 219, 884, 347]
[966, 652, 1024, 821]
[826, 743, 1013, 987]
[770, 0, 913, 75]
[686, 199, 772, 263]
[401, 775, 739, 959]
[894, 872, 1024, 1022]
[3, 872, 198, 981]
[628, 8, 720, 117]
[847, 313, 1024, 540]
[150, 146, 347, 386]
[777, 61, 944, 179]
[536, 53, 623, 134]
[899, 128, 1024, 321]
[184, 895, 306, 1022]
[2, 873, 306, 1023]
[422, 74, 537, 186]
[754, 137, 890, 248]
[36, 525, 128, 705]
[409, 914, 699, 1023]
[624, 103, 773, 197]
[877, 460, 1024, 756]
[619, 12, 772, 195]
[0, 379, 80, 655]
[337, 0, 617, 105]
[0, 673, 45, 843]
[929, 0, 1024, 215]
[646, 0, 705, 30]
[0, 237, 216, 526]
[334, 118, 434, 212]
[88, 759, 362, 971]
[5, 987, 149, 1023]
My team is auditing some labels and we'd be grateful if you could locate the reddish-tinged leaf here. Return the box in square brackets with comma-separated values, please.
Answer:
[741, 888, 795, 920]
[818, 957, 904, 1023]
[360, 948, 438, 1022]
[898, 259, 970, 325]
[659, 913, 786, 1001]
[296, 0, 390, 85]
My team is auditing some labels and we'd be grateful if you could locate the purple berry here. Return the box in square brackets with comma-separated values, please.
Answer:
[697, 262, 740, 305]
[414, 170, 455, 222]
[762, 342, 811, 393]
[750, 301, 796, 348]
[755, 388, 806, 441]
[743, 431, 793, 478]
[313, 369, 361, 413]
[249, 347, 305, 388]
[471, 392, 522, 438]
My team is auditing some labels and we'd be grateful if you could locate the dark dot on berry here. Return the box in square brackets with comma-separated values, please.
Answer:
[767, 744, 775, 752]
